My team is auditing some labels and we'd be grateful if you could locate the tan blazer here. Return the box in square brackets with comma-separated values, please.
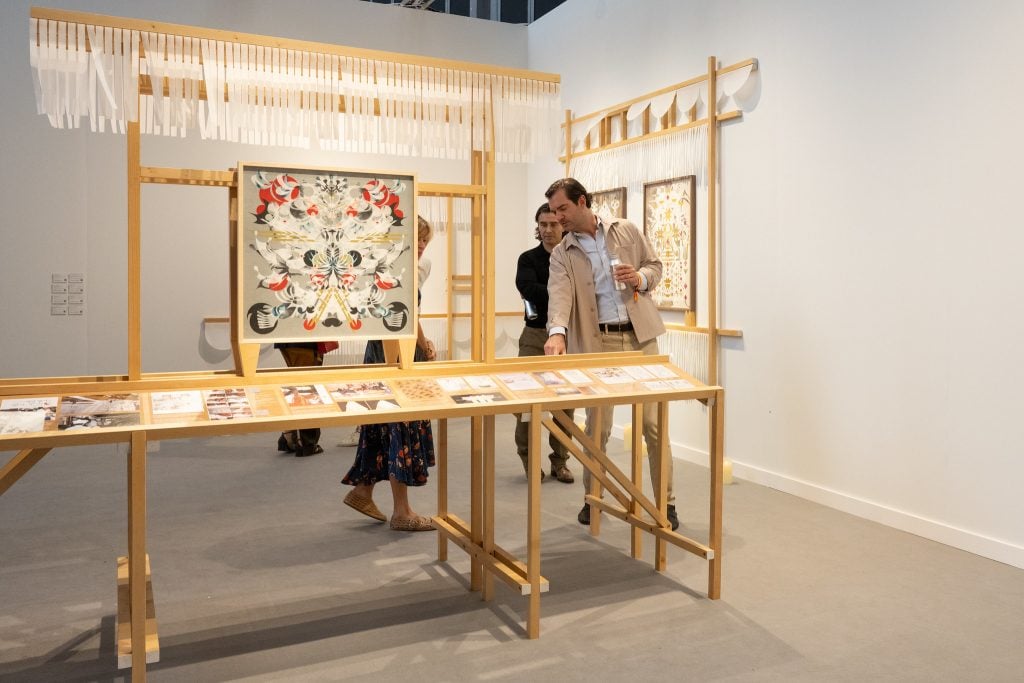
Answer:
[547, 218, 666, 354]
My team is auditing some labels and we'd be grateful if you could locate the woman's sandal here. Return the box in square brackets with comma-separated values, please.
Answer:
[343, 490, 387, 522]
[389, 515, 434, 532]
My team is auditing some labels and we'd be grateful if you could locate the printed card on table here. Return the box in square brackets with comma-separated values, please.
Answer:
[589, 367, 634, 384]
[58, 394, 140, 416]
[641, 364, 677, 379]
[326, 381, 394, 401]
[0, 397, 59, 435]
[203, 388, 254, 421]
[558, 369, 593, 385]
[465, 375, 498, 390]
[150, 391, 205, 415]
[281, 384, 332, 409]
[437, 377, 470, 393]
[59, 412, 141, 430]
[452, 392, 508, 405]
[623, 365, 656, 380]
[338, 398, 400, 413]
[496, 372, 543, 392]
[393, 379, 451, 405]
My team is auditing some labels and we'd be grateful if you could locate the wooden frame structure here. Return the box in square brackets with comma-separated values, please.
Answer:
[560, 56, 756, 384]
[5, 8, 730, 681]
[2, 353, 724, 677]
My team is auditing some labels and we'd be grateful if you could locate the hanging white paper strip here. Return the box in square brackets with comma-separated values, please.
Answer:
[29, 19, 560, 161]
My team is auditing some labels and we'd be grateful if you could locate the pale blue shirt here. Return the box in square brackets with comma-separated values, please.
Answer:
[578, 220, 628, 325]
[551, 218, 649, 339]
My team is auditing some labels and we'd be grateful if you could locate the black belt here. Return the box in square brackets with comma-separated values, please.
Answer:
[599, 321, 633, 333]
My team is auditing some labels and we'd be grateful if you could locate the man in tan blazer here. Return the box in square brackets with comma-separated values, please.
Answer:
[543, 178, 678, 530]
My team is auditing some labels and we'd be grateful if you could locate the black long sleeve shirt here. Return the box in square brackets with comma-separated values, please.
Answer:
[515, 243, 554, 329]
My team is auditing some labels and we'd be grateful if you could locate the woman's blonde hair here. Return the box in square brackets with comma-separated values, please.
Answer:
[417, 215, 433, 245]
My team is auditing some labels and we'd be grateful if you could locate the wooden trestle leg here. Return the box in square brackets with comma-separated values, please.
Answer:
[527, 404, 542, 638]
[708, 389, 725, 598]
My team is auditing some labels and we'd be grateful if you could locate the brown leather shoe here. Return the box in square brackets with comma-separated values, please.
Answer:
[551, 464, 574, 484]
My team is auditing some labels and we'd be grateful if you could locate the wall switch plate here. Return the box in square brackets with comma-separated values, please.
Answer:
[68, 283, 85, 294]
[68, 294, 84, 304]
[68, 305, 84, 316]
[51, 306, 68, 316]
[51, 283, 68, 294]
[51, 294, 69, 305]
[68, 273, 85, 283]
[51, 273, 68, 283]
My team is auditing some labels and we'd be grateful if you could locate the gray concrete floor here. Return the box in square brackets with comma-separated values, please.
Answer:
[1, 418, 1023, 681]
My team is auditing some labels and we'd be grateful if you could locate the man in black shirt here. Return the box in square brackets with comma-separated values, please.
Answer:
[514, 204, 574, 483]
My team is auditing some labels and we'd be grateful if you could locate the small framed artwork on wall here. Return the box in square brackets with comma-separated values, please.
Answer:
[643, 175, 696, 312]
[591, 187, 627, 221]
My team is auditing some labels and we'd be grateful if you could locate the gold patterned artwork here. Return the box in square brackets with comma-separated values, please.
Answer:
[643, 176, 696, 311]
[591, 187, 627, 221]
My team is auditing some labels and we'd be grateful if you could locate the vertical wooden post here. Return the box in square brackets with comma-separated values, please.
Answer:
[563, 109, 572, 177]
[526, 404, 542, 638]
[470, 151, 483, 363]
[588, 408, 602, 536]
[446, 195, 455, 360]
[630, 403, 643, 559]
[470, 414, 483, 590]
[654, 401, 669, 571]
[482, 414, 495, 600]
[708, 389, 725, 598]
[127, 120, 142, 380]
[436, 418, 448, 561]
[706, 55, 720, 386]
[484, 93, 497, 363]
[128, 432, 147, 679]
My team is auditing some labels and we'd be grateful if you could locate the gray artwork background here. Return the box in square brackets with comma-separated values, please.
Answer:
[239, 164, 417, 344]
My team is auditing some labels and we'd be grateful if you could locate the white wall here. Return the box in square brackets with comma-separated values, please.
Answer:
[0, 0, 534, 376]
[530, 0, 1024, 567]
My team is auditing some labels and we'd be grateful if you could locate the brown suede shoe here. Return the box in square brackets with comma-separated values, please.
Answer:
[551, 464, 574, 484]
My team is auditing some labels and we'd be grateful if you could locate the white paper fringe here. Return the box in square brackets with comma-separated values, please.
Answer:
[570, 125, 708, 193]
[29, 19, 561, 162]
[658, 329, 709, 384]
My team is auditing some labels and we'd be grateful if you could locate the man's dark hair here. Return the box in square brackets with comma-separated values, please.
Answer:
[545, 177, 591, 208]
[535, 202, 555, 223]
[534, 202, 556, 240]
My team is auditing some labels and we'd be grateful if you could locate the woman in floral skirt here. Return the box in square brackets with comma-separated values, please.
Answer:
[342, 216, 437, 531]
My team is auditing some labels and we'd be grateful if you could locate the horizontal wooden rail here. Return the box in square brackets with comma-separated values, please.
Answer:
[559, 110, 742, 163]
[141, 167, 235, 187]
[564, 58, 757, 126]
[665, 323, 742, 338]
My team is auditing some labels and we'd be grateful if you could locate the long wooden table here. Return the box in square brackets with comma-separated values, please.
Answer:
[0, 354, 724, 680]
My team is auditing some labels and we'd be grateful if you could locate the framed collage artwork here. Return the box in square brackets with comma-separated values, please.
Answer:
[643, 175, 696, 312]
[237, 163, 418, 344]
[591, 187, 627, 221]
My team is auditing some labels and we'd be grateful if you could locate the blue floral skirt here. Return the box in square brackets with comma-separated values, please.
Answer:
[342, 419, 435, 486]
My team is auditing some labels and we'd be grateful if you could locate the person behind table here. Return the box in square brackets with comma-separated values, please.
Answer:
[340, 216, 437, 532]
[513, 203, 575, 484]
[274, 338, 338, 457]
[543, 178, 678, 531]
